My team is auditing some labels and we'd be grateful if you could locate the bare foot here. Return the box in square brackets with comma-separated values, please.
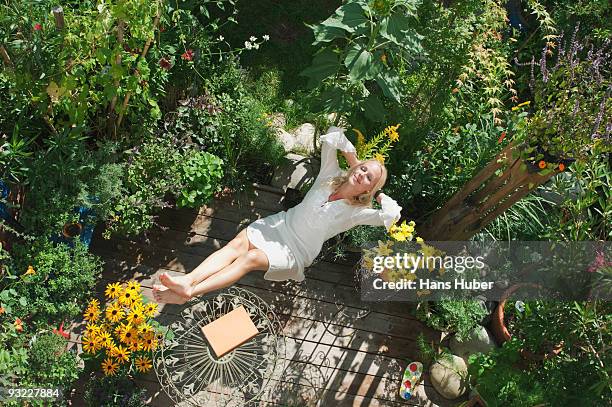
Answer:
[159, 272, 193, 299]
[153, 284, 189, 305]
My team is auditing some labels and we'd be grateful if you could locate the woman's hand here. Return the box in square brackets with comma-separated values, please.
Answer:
[375, 191, 384, 204]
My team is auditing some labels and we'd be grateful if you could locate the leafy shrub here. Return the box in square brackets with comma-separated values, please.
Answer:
[26, 332, 81, 388]
[11, 240, 102, 323]
[84, 374, 148, 407]
[177, 150, 223, 208]
[386, 114, 502, 220]
[417, 298, 488, 341]
[302, 0, 424, 124]
[164, 60, 285, 189]
[105, 137, 182, 237]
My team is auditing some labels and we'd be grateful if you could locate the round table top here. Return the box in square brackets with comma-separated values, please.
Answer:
[154, 286, 285, 407]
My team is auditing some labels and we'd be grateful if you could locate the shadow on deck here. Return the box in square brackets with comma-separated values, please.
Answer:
[67, 185, 454, 407]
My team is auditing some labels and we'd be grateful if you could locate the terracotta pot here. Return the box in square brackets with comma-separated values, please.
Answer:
[490, 283, 541, 345]
[62, 222, 83, 239]
[491, 283, 564, 361]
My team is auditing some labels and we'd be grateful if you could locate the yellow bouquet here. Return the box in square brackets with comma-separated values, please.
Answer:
[81, 281, 162, 376]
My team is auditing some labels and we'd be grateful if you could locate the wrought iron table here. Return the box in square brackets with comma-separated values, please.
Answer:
[154, 287, 286, 406]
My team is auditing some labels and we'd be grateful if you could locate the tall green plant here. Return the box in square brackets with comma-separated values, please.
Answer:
[301, 0, 424, 123]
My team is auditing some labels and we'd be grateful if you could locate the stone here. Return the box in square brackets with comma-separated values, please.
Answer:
[291, 123, 316, 153]
[450, 326, 496, 362]
[429, 355, 468, 400]
[276, 128, 296, 152]
[270, 153, 320, 191]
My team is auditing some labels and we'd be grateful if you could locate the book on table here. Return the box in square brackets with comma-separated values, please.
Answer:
[201, 305, 259, 357]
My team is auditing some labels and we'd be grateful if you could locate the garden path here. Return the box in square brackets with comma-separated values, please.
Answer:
[66, 184, 455, 406]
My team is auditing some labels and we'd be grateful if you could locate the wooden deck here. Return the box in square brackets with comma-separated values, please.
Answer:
[66, 185, 454, 406]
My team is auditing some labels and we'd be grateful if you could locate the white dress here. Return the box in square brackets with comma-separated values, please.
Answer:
[246, 126, 403, 282]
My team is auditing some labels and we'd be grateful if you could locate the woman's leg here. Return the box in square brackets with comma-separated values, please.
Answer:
[154, 249, 269, 303]
[158, 228, 250, 298]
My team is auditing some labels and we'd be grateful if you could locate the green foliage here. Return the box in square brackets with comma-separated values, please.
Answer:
[387, 114, 502, 220]
[302, 0, 424, 123]
[468, 339, 547, 407]
[84, 374, 148, 407]
[164, 60, 286, 189]
[416, 298, 487, 341]
[105, 136, 182, 237]
[515, 32, 611, 162]
[26, 332, 81, 388]
[177, 150, 223, 208]
[10, 239, 102, 323]
[469, 301, 612, 406]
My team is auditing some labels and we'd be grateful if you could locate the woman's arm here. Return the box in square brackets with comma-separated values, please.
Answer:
[341, 150, 361, 168]
[353, 192, 402, 231]
[316, 127, 357, 181]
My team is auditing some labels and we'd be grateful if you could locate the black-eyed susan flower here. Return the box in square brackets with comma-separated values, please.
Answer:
[120, 326, 138, 345]
[126, 306, 145, 326]
[143, 302, 158, 317]
[88, 299, 100, 309]
[105, 282, 123, 299]
[126, 280, 141, 293]
[98, 331, 113, 348]
[119, 289, 136, 306]
[114, 322, 130, 339]
[135, 356, 152, 373]
[128, 340, 142, 352]
[102, 358, 119, 376]
[84, 307, 100, 323]
[141, 336, 158, 352]
[82, 336, 99, 354]
[138, 323, 154, 336]
[111, 345, 130, 364]
[105, 302, 124, 323]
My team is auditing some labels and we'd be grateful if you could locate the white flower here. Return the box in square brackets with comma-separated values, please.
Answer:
[244, 41, 253, 50]
[253, 43, 260, 50]
[249, 36, 257, 42]
[218, 35, 224, 41]
[262, 35, 270, 41]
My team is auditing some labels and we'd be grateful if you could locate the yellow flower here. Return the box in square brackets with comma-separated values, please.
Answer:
[105, 282, 123, 299]
[138, 323, 154, 336]
[141, 336, 158, 352]
[353, 128, 366, 147]
[128, 340, 142, 352]
[24, 266, 36, 276]
[85, 323, 101, 336]
[88, 299, 100, 309]
[384, 124, 401, 142]
[84, 307, 100, 323]
[126, 306, 145, 326]
[374, 240, 393, 257]
[373, 152, 385, 164]
[135, 356, 152, 373]
[111, 345, 131, 364]
[119, 289, 136, 307]
[120, 326, 138, 345]
[114, 322, 130, 339]
[105, 302, 124, 323]
[82, 336, 99, 354]
[126, 280, 141, 293]
[143, 302, 158, 318]
[102, 358, 119, 376]
[98, 331, 113, 348]
[416, 237, 424, 244]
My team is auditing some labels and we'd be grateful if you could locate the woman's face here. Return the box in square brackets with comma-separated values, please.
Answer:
[347, 161, 382, 195]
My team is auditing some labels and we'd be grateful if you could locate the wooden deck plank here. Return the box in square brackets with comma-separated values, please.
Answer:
[93, 248, 437, 343]
[66, 186, 450, 406]
[92, 235, 425, 323]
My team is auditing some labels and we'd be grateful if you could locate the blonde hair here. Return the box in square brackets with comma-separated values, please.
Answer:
[326, 159, 388, 207]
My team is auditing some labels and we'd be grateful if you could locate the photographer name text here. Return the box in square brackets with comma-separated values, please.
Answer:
[372, 278, 494, 290]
